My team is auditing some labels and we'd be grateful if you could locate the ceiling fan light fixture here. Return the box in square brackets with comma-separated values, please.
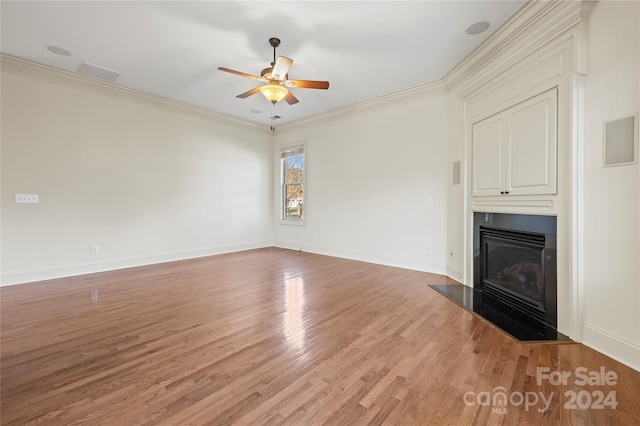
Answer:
[260, 84, 288, 104]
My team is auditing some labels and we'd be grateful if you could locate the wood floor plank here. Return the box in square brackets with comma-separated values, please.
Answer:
[2, 248, 639, 425]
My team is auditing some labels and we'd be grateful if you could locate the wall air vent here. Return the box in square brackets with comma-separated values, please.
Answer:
[78, 62, 121, 83]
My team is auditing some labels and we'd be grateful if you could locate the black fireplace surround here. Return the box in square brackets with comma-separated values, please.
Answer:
[473, 212, 557, 329]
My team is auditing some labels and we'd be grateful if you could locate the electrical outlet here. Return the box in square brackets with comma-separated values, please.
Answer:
[91, 245, 99, 254]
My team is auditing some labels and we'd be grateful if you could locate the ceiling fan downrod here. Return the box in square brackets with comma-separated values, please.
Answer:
[269, 37, 280, 66]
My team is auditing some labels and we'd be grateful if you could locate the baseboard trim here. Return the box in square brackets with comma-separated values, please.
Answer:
[446, 266, 464, 284]
[582, 323, 640, 372]
[0, 241, 273, 286]
[273, 240, 447, 276]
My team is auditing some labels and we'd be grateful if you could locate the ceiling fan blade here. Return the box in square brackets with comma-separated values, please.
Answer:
[236, 87, 261, 99]
[218, 67, 263, 81]
[285, 79, 330, 90]
[284, 91, 299, 105]
[271, 56, 293, 80]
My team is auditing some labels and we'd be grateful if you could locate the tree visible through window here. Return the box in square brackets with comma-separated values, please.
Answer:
[281, 146, 304, 221]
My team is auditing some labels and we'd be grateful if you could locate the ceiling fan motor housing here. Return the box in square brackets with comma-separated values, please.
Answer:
[261, 67, 288, 82]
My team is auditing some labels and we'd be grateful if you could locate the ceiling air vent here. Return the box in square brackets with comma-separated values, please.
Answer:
[78, 62, 121, 83]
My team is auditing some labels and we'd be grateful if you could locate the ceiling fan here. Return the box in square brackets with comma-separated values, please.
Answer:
[218, 37, 329, 105]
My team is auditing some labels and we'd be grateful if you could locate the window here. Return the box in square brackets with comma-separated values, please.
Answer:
[280, 145, 305, 223]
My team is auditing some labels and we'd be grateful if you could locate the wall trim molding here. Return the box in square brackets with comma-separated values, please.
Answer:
[458, 0, 596, 343]
[0, 54, 272, 135]
[446, 266, 464, 284]
[1, 53, 447, 137]
[0, 2, 597, 138]
[0, 241, 273, 286]
[275, 81, 447, 134]
[582, 323, 640, 372]
[472, 198, 556, 215]
[274, 240, 447, 276]
[444, 0, 596, 97]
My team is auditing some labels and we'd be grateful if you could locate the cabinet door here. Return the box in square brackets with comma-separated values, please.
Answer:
[507, 89, 557, 195]
[472, 114, 505, 196]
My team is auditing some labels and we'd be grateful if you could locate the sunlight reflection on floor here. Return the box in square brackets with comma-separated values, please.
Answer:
[283, 272, 305, 350]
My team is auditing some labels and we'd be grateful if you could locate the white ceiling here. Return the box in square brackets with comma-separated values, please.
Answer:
[1, 1, 524, 126]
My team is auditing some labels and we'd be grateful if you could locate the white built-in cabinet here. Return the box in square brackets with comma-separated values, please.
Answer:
[472, 88, 557, 197]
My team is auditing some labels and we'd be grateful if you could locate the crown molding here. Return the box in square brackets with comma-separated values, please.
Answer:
[0, 54, 272, 135]
[1, 1, 596, 136]
[443, 0, 596, 97]
[275, 80, 447, 134]
[278, 0, 596, 134]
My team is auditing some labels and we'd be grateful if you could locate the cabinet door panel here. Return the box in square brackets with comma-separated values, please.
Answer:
[508, 89, 557, 195]
[472, 115, 504, 196]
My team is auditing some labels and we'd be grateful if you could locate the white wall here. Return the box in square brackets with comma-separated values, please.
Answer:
[1, 68, 274, 285]
[446, 93, 466, 282]
[274, 96, 449, 274]
[582, 0, 640, 370]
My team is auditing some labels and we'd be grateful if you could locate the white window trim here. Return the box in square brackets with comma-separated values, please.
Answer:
[278, 144, 306, 226]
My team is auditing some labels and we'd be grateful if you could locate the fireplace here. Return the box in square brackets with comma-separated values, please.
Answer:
[474, 212, 557, 329]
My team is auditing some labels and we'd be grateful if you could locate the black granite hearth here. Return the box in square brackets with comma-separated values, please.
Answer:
[430, 284, 571, 342]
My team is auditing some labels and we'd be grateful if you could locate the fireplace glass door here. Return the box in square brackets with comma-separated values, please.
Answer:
[481, 228, 545, 313]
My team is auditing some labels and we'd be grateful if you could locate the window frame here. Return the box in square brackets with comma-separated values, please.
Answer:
[278, 144, 306, 226]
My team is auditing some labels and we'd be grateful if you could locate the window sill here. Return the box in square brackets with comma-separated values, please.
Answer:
[278, 219, 305, 227]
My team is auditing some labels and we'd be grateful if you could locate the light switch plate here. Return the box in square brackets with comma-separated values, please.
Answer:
[15, 194, 39, 203]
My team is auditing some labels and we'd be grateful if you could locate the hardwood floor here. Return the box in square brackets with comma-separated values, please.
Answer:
[1, 248, 639, 425]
